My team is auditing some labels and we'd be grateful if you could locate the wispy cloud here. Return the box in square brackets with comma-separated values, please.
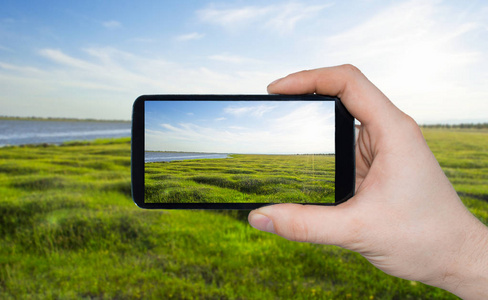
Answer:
[198, 5, 270, 28]
[102, 20, 122, 29]
[208, 53, 260, 64]
[321, 0, 482, 76]
[128, 37, 156, 43]
[0, 62, 44, 75]
[176, 32, 205, 41]
[310, 0, 487, 122]
[265, 2, 333, 33]
[224, 104, 276, 117]
[197, 2, 332, 33]
[39, 49, 94, 70]
[0, 46, 277, 118]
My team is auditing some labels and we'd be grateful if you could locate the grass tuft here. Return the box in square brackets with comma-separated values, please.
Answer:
[12, 176, 67, 191]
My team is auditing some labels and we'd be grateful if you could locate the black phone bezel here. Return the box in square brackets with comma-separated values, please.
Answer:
[131, 94, 355, 209]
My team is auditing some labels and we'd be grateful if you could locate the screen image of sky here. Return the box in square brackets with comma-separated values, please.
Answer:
[145, 101, 334, 155]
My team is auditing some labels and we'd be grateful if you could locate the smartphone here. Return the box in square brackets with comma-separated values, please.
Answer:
[131, 95, 355, 209]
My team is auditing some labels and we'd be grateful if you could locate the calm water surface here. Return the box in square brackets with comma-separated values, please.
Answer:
[0, 119, 131, 146]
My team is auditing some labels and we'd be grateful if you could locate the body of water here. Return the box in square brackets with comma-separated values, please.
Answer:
[145, 152, 229, 163]
[0, 119, 131, 147]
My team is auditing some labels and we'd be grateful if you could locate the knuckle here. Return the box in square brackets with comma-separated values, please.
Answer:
[404, 114, 420, 129]
[291, 69, 311, 78]
[287, 218, 309, 242]
[275, 205, 312, 243]
[339, 64, 363, 76]
[293, 69, 313, 83]
[402, 114, 423, 138]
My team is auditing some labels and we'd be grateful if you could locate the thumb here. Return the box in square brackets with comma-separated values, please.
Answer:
[248, 203, 356, 246]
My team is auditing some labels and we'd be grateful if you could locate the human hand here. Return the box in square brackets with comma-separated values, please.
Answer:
[248, 65, 488, 299]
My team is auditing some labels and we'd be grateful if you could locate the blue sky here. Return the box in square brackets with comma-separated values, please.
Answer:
[1, 0, 487, 123]
[145, 100, 335, 154]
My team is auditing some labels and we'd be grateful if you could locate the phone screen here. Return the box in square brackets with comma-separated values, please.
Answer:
[143, 100, 336, 204]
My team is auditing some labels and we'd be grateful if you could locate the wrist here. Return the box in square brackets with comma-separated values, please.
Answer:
[436, 218, 488, 299]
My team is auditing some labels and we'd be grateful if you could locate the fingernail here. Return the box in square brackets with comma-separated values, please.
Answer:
[249, 213, 275, 234]
[268, 77, 283, 86]
[267, 77, 285, 93]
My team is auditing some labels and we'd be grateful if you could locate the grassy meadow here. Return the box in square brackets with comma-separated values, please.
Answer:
[145, 154, 335, 204]
[0, 128, 487, 299]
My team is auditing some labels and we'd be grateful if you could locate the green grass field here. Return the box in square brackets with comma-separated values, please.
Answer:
[0, 128, 487, 299]
[145, 154, 335, 204]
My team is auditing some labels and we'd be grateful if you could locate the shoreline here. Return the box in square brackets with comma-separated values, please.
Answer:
[144, 152, 336, 164]
[0, 116, 130, 123]
[0, 119, 131, 147]
[145, 152, 231, 163]
[0, 137, 130, 148]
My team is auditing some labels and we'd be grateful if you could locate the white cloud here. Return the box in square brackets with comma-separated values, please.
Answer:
[102, 20, 122, 29]
[39, 48, 94, 70]
[0, 47, 278, 119]
[0, 62, 44, 75]
[208, 53, 260, 64]
[198, 5, 270, 28]
[176, 32, 205, 41]
[228, 126, 246, 130]
[197, 2, 332, 33]
[33, 47, 202, 93]
[265, 2, 333, 33]
[128, 37, 156, 43]
[311, 0, 488, 123]
[224, 104, 276, 117]
[161, 123, 181, 132]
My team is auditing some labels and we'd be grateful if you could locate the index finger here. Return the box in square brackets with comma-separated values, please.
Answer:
[267, 64, 403, 127]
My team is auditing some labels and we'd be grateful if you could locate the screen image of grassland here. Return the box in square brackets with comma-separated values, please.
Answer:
[145, 153, 335, 203]
[144, 100, 336, 203]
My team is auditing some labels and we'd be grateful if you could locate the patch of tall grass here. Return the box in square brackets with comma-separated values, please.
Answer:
[0, 130, 485, 298]
[423, 128, 488, 203]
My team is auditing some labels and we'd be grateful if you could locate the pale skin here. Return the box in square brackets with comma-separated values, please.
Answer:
[248, 65, 488, 299]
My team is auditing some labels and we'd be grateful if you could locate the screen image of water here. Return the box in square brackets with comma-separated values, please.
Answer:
[144, 152, 229, 163]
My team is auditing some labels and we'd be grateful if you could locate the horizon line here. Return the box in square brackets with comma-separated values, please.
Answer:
[145, 150, 335, 155]
[0, 115, 131, 123]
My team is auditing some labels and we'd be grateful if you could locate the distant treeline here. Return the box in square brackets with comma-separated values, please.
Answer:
[420, 123, 488, 129]
[0, 116, 130, 123]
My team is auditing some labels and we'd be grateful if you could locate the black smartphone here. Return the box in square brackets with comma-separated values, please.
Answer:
[132, 95, 355, 209]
